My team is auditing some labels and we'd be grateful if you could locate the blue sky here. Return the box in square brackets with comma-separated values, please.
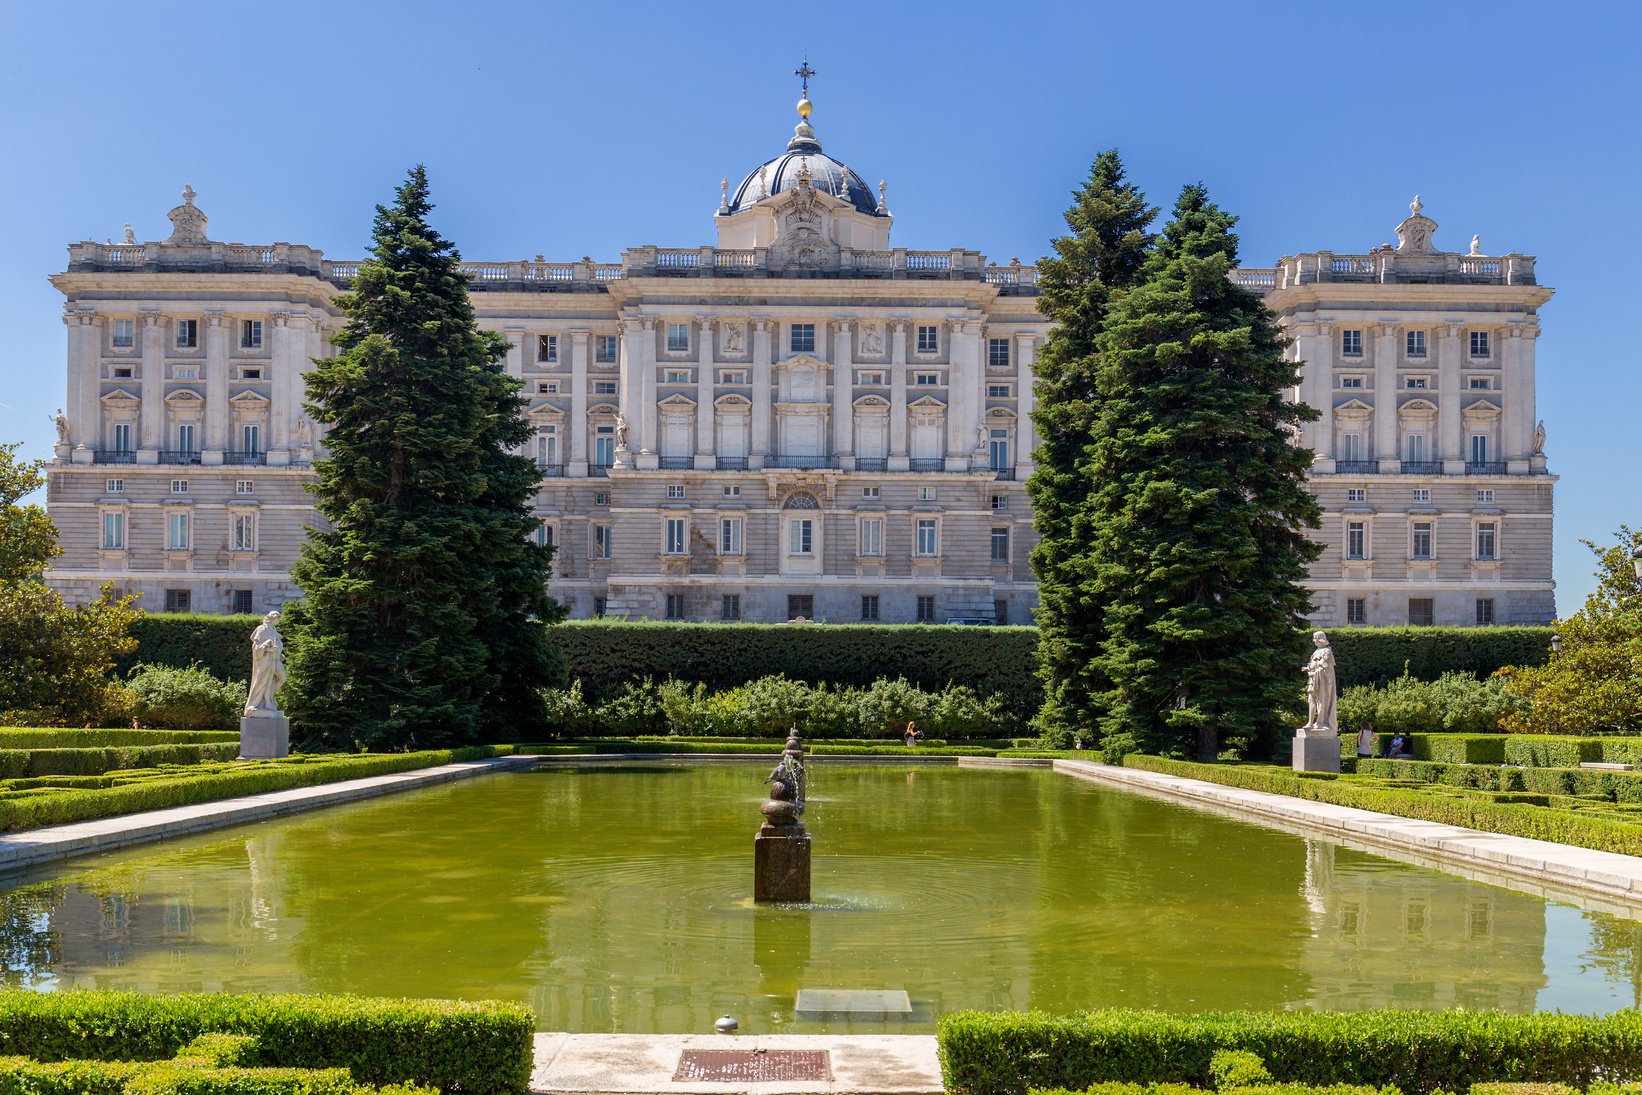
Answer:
[1, 1, 1635, 610]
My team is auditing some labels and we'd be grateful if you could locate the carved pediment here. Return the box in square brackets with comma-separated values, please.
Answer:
[100, 388, 140, 404]
[715, 393, 752, 409]
[852, 394, 890, 409]
[1334, 397, 1374, 414]
[1399, 398, 1438, 414]
[163, 388, 205, 404]
[526, 400, 566, 418]
[1462, 398, 1503, 416]
[587, 403, 618, 417]
[658, 394, 698, 411]
[228, 390, 271, 405]
[907, 394, 948, 412]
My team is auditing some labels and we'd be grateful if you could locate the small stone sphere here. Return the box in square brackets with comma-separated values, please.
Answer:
[761, 796, 800, 825]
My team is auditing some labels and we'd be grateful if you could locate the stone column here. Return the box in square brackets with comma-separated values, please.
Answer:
[695, 318, 715, 468]
[888, 320, 909, 471]
[751, 319, 772, 470]
[946, 321, 979, 470]
[568, 330, 589, 475]
[616, 318, 647, 464]
[267, 313, 296, 465]
[832, 318, 853, 468]
[69, 310, 100, 457]
[1373, 323, 1399, 473]
[203, 313, 229, 463]
[1504, 325, 1531, 473]
[137, 314, 164, 462]
[1015, 334, 1037, 474]
[1520, 325, 1541, 472]
[1438, 322, 1463, 474]
[636, 320, 658, 470]
[1291, 322, 1331, 464]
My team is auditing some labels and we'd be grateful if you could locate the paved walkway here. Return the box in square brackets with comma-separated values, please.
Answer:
[0, 755, 536, 874]
[1054, 758, 1642, 907]
[530, 1033, 942, 1095]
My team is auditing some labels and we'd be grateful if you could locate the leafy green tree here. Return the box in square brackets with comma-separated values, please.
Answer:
[1087, 185, 1321, 760]
[284, 167, 561, 750]
[1501, 528, 1642, 735]
[1026, 151, 1156, 743]
[0, 442, 139, 725]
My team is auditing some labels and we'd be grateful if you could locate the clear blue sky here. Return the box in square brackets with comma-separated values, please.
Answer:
[1, 1, 1634, 611]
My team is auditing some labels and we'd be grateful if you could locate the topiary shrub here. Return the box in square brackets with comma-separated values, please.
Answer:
[1211, 1051, 1275, 1090]
[127, 665, 247, 731]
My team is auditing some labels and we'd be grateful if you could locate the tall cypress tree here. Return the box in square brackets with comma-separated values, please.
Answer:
[284, 167, 560, 750]
[1088, 184, 1321, 761]
[1026, 151, 1155, 744]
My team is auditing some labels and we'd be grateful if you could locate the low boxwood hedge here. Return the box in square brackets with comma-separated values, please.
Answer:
[0, 991, 533, 1095]
[937, 1009, 1642, 1095]
[517, 740, 998, 757]
[0, 730, 238, 749]
[1348, 734, 1642, 768]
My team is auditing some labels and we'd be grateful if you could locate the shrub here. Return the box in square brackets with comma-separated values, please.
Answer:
[1210, 1051, 1274, 1090]
[595, 680, 666, 736]
[1338, 675, 1521, 737]
[856, 677, 933, 738]
[537, 681, 595, 739]
[127, 665, 247, 731]
[930, 685, 1011, 740]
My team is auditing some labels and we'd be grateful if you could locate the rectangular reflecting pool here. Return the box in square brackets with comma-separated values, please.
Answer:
[0, 763, 1636, 1032]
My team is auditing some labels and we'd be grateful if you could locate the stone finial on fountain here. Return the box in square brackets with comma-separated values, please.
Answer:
[755, 725, 811, 902]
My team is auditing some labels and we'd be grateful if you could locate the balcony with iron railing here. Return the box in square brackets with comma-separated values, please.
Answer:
[588, 463, 612, 478]
[715, 456, 749, 471]
[991, 464, 1018, 481]
[91, 449, 135, 465]
[1400, 461, 1443, 475]
[765, 455, 837, 470]
[853, 457, 888, 472]
[1466, 461, 1508, 475]
[657, 456, 693, 470]
[536, 461, 565, 477]
[1334, 460, 1379, 475]
[908, 458, 945, 473]
[224, 450, 265, 466]
[159, 450, 201, 465]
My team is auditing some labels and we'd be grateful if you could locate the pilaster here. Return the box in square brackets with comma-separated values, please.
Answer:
[569, 330, 589, 475]
[1438, 322, 1464, 474]
[946, 320, 979, 470]
[503, 327, 524, 380]
[831, 318, 854, 466]
[637, 320, 657, 461]
[1015, 333, 1037, 473]
[68, 309, 99, 454]
[138, 313, 164, 459]
[1373, 322, 1399, 473]
[203, 312, 229, 462]
[695, 318, 715, 467]
[267, 312, 295, 465]
[751, 319, 772, 469]
[888, 320, 909, 471]
[1504, 325, 1531, 473]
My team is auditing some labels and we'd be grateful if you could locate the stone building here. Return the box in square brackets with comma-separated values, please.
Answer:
[42, 91, 1554, 627]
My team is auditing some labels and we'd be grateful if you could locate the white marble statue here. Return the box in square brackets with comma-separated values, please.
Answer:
[1303, 631, 1337, 732]
[51, 409, 68, 444]
[614, 413, 629, 449]
[245, 610, 287, 715]
[1533, 419, 1546, 454]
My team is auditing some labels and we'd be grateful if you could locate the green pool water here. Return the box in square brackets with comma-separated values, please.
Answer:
[0, 762, 1637, 1032]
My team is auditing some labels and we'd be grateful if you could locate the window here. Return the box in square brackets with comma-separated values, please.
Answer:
[664, 369, 690, 383]
[1409, 598, 1435, 626]
[989, 430, 1010, 472]
[1405, 377, 1428, 389]
[666, 323, 689, 352]
[241, 319, 262, 349]
[1346, 520, 1366, 560]
[1477, 522, 1497, 561]
[594, 427, 615, 467]
[1476, 598, 1495, 626]
[722, 485, 741, 498]
[861, 486, 880, 499]
[1470, 434, 1489, 464]
[988, 338, 1010, 369]
[1412, 489, 1430, 503]
[164, 589, 191, 613]
[594, 491, 611, 506]
[175, 367, 198, 380]
[1412, 521, 1433, 560]
[994, 599, 1009, 626]
[112, 319, 135, 348]
[171, 479, 189, 494]
[719, 517, 742, 555]
[593, 524, 611, 559]
[177, 424, 197, 454]
[916, 595, 937, 623]
[534, 522, 554, 549]
[1340, 376, 1364, 389]
[1338, 432, 1362, 462]
[788, 518, 814, 555]
[987, 384, 1011, 398]
[1346, 598, 1367, 626]
[1469, 377, 1492, 390]
[538, 334, 557, 362]
[914, 372, 940, 386]
[231, 590, 254, 615]
[112, 366, 133, 378]
[664, 518, 687, 555]
[990, 527, 1010, 563]
[101, 511, 125, 550]
[592, 596, 607, 617]
[1341, 329, 1363, 356]
[537, 381, 558, 394]
[860, 594, 880, 621]
[917, 487, 936, 501]
[856, 371, 884, 385]
[915, 518, 938, 556]
[595, 335, 618, 362]
[1469, 330, 1490, 358]
[666, 484, 686, 499]
[665, 593, 686, 620]
[241, 424, 261, 454]
[239, 367, 262, 380]
[105, 479, 124, 494]
[721, 594, 741, 621]
[790, 323, 815, 353]
[166, 512, 190, 551]
[787, 594, 814, 620]
[1405, 434, 1426, 463]
[176, 319, 198, 349]
[1346, 489, 1366, 503]
[916, 326, 938, 354]
[720, 369, 748, 384]
[112, 422, 133, 454]
[231, 514, 255, 552]
[1475, 489, 1495, 504]
[991, 493, 1008, 510]
[1406, 330, 1426, 358]
[859, 517, 883, 557]
[593, 381, 618, 395]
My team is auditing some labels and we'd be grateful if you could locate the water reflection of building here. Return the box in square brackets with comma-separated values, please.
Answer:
[1298, 840, 1546, 1011]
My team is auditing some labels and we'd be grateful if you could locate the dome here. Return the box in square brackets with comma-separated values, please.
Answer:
[723, 114, 885, 219]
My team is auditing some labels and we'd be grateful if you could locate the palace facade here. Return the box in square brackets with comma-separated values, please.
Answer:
[42, 94, 1556, 627]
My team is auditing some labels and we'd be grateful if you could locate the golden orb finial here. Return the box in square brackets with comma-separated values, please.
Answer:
[797, 96, 813, 119]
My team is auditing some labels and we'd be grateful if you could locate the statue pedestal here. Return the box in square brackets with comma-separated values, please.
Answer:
[1292, 728, 1341, 773]
[754, 827, 811, 903]
[240, 712, 290, 760]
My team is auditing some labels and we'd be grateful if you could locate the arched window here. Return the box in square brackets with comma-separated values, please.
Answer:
[781, 491, 820, 510]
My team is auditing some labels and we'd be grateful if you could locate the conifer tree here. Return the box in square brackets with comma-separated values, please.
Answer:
[1026, 151, 1156, 743]
[1087, 184, 1321, 760]
[284, 167, 561, 750]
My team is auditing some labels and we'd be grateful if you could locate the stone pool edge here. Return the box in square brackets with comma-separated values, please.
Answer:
[0, 755, 537, 875]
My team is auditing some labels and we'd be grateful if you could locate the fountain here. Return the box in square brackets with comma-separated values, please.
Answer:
[754, 728, 810, 902]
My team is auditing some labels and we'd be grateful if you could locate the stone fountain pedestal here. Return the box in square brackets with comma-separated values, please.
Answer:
[1292, 727, 1341, 773]
[755, 729, 811, 902]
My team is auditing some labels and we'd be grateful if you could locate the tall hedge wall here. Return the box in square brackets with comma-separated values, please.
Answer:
[123, 617, 1552, 715]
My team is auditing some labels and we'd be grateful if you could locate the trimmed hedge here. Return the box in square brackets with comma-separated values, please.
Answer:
[517, 740, 999, 757]
[0, 744, 243, 780]
[0, 991, 532, 1094]
[1356, 757, 1642, 803]
[0, 730, 238, 749]
[1347, 734, 1642, 767]
[1324, 628, 1552, 687]
[1119, 755, 1642, 856]
[0, 747, 514, 834]
[937, 1008, 1642, 1095]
